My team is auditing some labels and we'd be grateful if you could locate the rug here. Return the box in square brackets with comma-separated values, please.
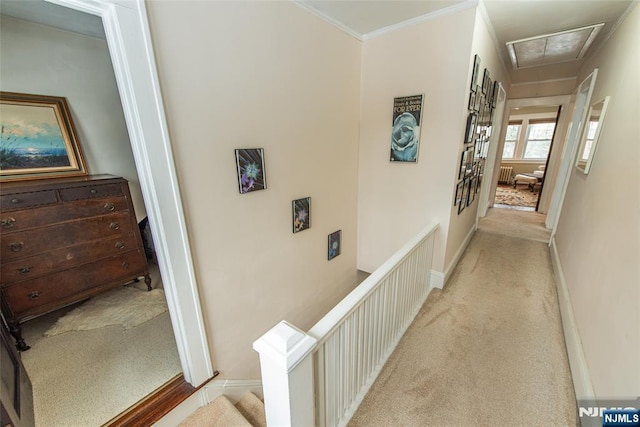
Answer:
[44, 286, 168, 336]
[494, 184, 538, 207]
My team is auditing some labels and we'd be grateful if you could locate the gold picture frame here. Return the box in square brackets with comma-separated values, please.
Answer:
[1, 92, 87, 182]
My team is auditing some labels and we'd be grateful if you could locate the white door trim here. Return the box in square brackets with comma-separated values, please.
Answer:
[547, 69, 598, 238]
[45, 0, 213, 386]
[477, 82, 506, 219]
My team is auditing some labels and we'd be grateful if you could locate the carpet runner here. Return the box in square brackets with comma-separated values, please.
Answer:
[179, 392, 267, 427]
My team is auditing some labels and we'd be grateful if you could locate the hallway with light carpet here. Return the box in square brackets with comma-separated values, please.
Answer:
[348, 207, 577, 426]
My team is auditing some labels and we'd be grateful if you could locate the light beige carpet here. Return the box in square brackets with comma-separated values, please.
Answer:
[20, 264, 182, 427]
[179, 393, 267, 427]
[349, 208, 577, 426]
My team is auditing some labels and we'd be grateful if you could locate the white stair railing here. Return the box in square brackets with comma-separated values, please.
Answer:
[254, 223, 439, 427]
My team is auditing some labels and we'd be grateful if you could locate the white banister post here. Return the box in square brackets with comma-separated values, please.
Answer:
[253, 321, 318, 427]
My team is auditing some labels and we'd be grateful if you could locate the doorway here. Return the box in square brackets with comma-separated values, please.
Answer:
[0, 7, 182, 426]
[493, 105, 561, 212]
[1, 0, 212, 424]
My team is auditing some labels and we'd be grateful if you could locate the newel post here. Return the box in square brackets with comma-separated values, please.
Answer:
[253, 321, 318, 427]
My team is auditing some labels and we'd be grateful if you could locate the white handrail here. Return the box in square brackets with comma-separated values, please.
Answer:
[254, 222, 439, 427]
[309, 222, 439, 342]
[310, 222, 439, 427]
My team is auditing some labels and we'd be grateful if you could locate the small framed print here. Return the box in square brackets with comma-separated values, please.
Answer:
[328, 230, 341, 260]
[292, 197, 311, 233]
[235, 148, 266, 194]
[458, 178, 468, 214]
[468, 91, 476, 111]
[467, 178, 476, 206]
[454, 180, 465, 206]
[491, 81, 500, 107]
[470, 54, 481, 91]
[464, 112, 477, 144]
[482, 68, 491, 94]
[458, 148, 471, 180]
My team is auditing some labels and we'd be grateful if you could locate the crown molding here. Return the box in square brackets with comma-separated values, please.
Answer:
[364, 0, 478, 40]
[293, 0, 364, 41]
[294, 0, 479, 42]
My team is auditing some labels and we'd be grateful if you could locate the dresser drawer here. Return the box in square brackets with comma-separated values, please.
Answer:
[0, 190, 58, 211]
[1, 234, 139, 284]
[0, 197, 130, 232]
[0, 211, 135, 262]
[59, 182, 124, 201]
[2, 250, 147, 320]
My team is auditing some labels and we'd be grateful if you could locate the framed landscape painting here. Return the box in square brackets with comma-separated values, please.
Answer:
[0, 92, 87, 182]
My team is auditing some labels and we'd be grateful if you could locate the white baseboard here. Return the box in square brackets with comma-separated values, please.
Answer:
[152, 378, 262, 426]
[550, 237, 596, 404]
[431, 224, 476, 290]
[430, 270, 445, 289]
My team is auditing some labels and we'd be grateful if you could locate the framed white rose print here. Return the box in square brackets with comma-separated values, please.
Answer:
[390, 94, 424, 162]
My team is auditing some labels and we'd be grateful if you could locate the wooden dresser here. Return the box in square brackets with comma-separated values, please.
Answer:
[0, 175, 150, 351]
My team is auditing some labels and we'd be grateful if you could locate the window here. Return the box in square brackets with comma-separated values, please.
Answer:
[501, 123, 521, 159]
[523, 122, 555, 160]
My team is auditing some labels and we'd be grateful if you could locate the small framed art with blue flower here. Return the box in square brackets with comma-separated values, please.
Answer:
[328, 230, 341, 260]
[235, 148, 266, 194]
[292, 197, 311, 233]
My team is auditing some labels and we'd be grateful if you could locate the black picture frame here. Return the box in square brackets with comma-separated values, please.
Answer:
[454, 180, 465, 206]
[482, 68, 491, 95]
[468, 90, 476, 111]
[328, 230, 341, 260]
[235, 148, 267, 194]
[464, 112, 477, 144]
[292, 197, 311, 233]
[470, 54, 480, 91]
[474, 86, 483, 111]
[467, 178, 476, 206]
[458, 148, 471, 180]
[491, 81, 500, 107]
[458, 178, 468, 214]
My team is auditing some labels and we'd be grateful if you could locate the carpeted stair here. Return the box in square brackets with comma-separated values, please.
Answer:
[179, 392, 267, 427]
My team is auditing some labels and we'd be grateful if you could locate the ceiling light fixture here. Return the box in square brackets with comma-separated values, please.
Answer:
[506, 23, 605, 70]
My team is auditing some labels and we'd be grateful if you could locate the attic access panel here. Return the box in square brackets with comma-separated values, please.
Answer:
[506, 23, 604, 69]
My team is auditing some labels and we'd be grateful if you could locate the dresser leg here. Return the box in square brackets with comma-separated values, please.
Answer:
[144, 273, 152, 291]
[8, 322, 30, 352]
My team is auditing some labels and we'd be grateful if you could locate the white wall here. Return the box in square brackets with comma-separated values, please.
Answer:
[554, 4, 639, 398]
[0, 16, 146, 220]
[443, 6, 509, 271]
[357, 5, 476, 274]
[146, 1, 361, 379]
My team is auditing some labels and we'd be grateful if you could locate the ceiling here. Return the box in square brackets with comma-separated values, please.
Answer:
[1, 0, 635, 84]
[298, 0, 635, 83]
[0, 0, 105, 39]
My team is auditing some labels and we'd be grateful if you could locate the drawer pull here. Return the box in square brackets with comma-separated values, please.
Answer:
[9, 242, 24, 252]
[11, 198, 19, 204]
[90, 189, 98, 194]
[115, 242, 126, 250]
[109, 222, 120, 230]
[121, 261, 129, 269]
[1, 217, 16, 228]
[19, 266, 31, 275]
[104, 203, 115, 212]
[28, 291, 40, 300]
